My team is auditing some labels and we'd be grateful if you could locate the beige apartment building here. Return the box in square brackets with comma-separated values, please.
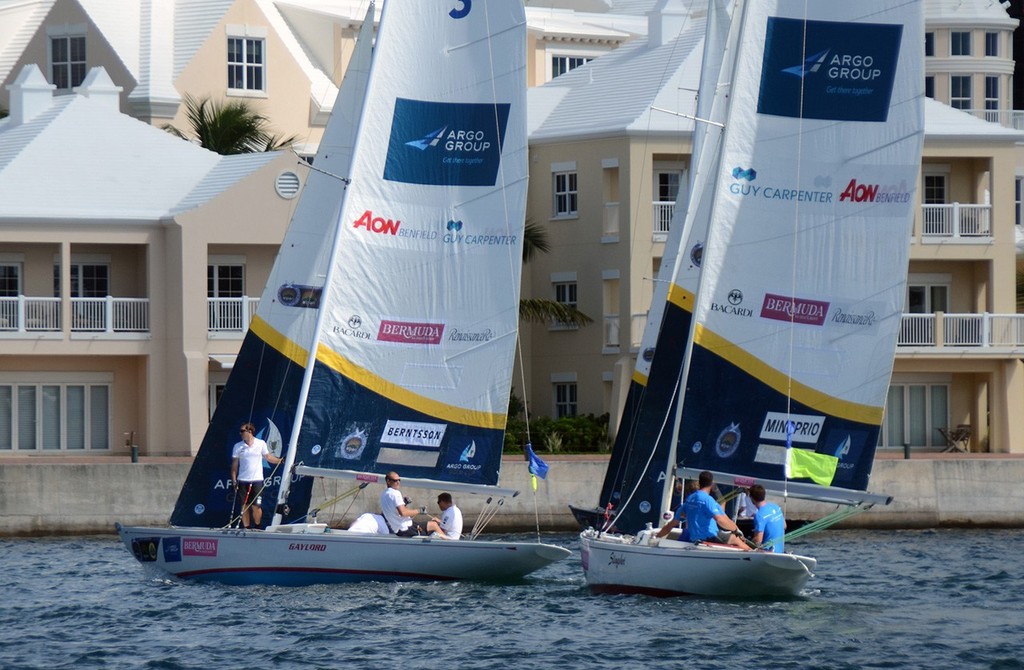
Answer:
[2, 0, 1023, 456]
[521, 1, 1024, 455]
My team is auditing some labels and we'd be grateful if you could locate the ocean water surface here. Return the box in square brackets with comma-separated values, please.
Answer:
[1, 529, 1021, 669]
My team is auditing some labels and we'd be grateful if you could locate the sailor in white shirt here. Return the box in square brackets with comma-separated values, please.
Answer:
[426, 492, 463, 540]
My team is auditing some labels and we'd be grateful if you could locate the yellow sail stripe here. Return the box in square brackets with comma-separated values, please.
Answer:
[693, 323, 884, 424]
[250, 316, 507, 430]
[630, 284, 696, 387]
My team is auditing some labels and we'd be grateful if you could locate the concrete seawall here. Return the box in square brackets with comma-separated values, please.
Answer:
[1, 456, 1022, 536]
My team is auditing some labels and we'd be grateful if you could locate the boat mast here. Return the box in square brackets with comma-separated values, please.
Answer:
[270, 5, 377, 527]
[658, 0, 749, 518]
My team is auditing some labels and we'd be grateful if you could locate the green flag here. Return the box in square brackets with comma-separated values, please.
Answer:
[786, 448, 838, 487]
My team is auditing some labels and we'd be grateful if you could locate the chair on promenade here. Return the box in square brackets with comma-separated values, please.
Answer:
[937, 425, 971, 453]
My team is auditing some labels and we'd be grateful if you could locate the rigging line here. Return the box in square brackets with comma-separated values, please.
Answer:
[649, 106, 725, 128]
[296, 152, 351, 184]
[600, 365, 682, 534]
[780, 0, 813, 505]
[481, 2, 538, 532]
[628, 0, 699, 274]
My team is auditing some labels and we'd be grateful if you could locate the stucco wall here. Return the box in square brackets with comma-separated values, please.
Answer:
[2, 458, 1022, 536]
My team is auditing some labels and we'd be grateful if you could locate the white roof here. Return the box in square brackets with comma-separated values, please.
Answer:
[529, 13, 707, 141]
[923, 97, 1024, 140]
[0, 66, 278, 222]
[529, 12, 1024, 145]
[925, 0, 1019, 27]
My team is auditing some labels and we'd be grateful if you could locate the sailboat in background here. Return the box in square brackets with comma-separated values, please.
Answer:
[116, 0, 569, 586]
[580, 0, 923, 597]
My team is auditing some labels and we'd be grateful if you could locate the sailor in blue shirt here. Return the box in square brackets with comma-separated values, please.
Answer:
[749, 483, 786, 552]
[681, 471, 749, 549]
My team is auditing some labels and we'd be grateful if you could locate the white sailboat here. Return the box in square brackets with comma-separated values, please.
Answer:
[116, 0, 569, 586]
[581, 0, 923, 598]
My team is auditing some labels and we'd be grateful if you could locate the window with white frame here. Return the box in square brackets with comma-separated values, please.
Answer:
[551, 55, 593, 79]
[0, 263, 20, 297]
[50, 35, 86, 90]
[882, 382, 948, 448]
[209, 382, 227, 420]
[554, 382, 578, 419]
[923, 173, 947, 205]
[227, 36, 265, 92]
[925, 32, 934, 57]
[53, 263, 109, 297]
[0, 379, 110, 451]
[906, 283, 949, 314]
[553, 170, 578, 217]
[950, 31, 971, 56]
[208, 261, 245, 330]
[985, 76, 999, 120]
[925, 76, 934, 99]
[950, 75, 971, 110]
[985, 31, 998, 57]
[552, 279, 579, 330]
[1016, 177, 1022, 227]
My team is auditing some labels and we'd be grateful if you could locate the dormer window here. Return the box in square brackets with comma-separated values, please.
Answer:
[226, 25, 268, 95]
[50, 35, 86, 90]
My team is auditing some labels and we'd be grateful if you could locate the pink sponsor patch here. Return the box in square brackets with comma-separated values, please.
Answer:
[760, 293, 829, 326]
[377, 320, 444, 345]
[183, 538, 218, 557]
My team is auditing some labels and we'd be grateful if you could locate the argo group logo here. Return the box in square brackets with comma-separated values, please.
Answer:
[384, 98, 510, 186]
[758, 17, 902, 122]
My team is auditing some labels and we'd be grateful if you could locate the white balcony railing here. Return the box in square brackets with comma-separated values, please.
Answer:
[652, 201, 673, 237]
[0, 296, 148, 334]
[652, 200, 991, 241]
[208, 296, 260, 334]
[920, 203, 991, 238]
[628, 310, 1024, 350]
[961, 108, 1024, 130]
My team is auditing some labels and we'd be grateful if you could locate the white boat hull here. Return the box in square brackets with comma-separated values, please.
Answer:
[579, 530, 816, 598]
[116, 523, 570, 586]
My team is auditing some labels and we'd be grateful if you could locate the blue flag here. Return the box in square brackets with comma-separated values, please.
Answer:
[526, 443, 549, 480]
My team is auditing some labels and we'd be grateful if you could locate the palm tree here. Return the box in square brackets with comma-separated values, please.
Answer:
[519, 219, 592, 327]
[164, 94, 296, 155]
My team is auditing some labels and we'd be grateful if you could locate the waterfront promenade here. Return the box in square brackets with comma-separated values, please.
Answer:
[1, 452, 1022, 536]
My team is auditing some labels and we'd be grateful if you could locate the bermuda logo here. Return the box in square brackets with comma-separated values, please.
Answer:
[732, 167, 757, 181]
[384, 98, 510, 186]
[782, 49, 830, 78]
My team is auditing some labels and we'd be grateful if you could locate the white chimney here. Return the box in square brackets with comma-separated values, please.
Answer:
[648, 0, 690, 48]
[74, 66, 124, 110]
[5, 64, 55, 126]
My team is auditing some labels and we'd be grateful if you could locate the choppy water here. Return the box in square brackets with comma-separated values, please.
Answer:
[1, 529, 1022, 669]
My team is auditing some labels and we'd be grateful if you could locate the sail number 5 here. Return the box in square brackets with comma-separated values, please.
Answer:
[450, 1, 470, 19]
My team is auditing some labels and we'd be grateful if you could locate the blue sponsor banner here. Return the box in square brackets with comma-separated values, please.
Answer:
[163, 536, 182, 563]
[757, 18, 901, 122]
[384, 98, 510, 186]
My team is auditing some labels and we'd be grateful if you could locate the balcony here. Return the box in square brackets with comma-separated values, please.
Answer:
[920, 203, 991, 240]
[961, 108, 1024, 130]
[0, 296, 149, 337]
[208, 296, 260, 337]
[652, 201, 673, 241]
[627, 311, 1024, 352]
[652, 201, 992, 243]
